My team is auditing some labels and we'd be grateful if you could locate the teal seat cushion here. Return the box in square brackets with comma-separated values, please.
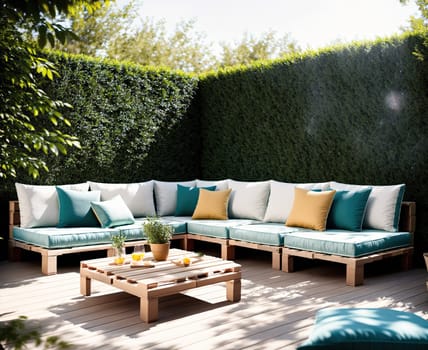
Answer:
[229, 223, 302, 246]
[187, 219, 255, 239]
[156, 216, 189, 234]
[283, 229, 411, 257]
[91, 195, 135, 228]
[57, 187, 101, 227]
[327, 188, 371, 231]
[297, 308, 428, 349]
[175, 185, 216, 216]
[13, 223, 144, 249]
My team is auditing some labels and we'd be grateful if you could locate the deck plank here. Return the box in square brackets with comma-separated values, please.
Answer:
[1, 256, 427, 350]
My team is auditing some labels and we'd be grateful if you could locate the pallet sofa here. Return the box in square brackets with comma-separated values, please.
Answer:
[8, 179, 415, 286]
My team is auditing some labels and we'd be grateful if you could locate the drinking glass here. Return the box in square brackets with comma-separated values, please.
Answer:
[132, 245, 145, 262]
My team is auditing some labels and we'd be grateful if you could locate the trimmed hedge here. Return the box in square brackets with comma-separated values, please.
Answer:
[3, 53, 200, 186]
[198, 33, 428, 255]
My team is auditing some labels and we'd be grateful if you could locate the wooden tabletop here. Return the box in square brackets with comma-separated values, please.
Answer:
[80, 248, 242, 322]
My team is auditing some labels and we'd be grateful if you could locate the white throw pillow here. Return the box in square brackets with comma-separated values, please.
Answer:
[263, 180, 331, 223]
[330, 181, 405, 232]
[15, 182, 89, 228]
[227, 180, 270, 220]
[153, 180, 196, 216]
[88, 181, 156, 218]
[196, 179, 229, 190]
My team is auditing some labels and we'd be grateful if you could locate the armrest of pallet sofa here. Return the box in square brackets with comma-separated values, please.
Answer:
[399, 201, 416, 234]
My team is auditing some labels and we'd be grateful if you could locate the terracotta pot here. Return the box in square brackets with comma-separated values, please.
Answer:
[150, 242, 170, 261]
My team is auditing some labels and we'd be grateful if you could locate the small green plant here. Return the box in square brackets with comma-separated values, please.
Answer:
[143, 217, 173, 244]
[111, 231, 126, 249]
[0, 316, 71, 349]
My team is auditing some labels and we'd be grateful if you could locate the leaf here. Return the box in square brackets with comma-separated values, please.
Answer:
[47, 33, 55, 48]
[48, 5, 56, 18]
[49, 144, 59, 156]
[46, 69, 54, 80]
[55, 29, 67, 45]
[57, 143, 67, 154]
[49, 116, 58, 126]
[38, 26, 47, 48]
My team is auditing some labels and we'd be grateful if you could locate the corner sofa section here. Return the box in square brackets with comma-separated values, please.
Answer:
[8, 179, 416, 286]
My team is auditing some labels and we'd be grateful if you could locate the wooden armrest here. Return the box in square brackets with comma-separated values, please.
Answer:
[400, 201, 416, 234]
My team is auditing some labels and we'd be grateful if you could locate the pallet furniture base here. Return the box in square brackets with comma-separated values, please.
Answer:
[228, 239, 282, 270]
[185, 233, 234, 260]
[282, 246, 414, 286]
[80, 248, 241, 323]
[9, 239, 148, 275]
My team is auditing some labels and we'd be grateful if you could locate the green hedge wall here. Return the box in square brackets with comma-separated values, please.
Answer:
[2, 52, 200, 188]
[45, 53, 200, 183]
[198, 33, 428, 256]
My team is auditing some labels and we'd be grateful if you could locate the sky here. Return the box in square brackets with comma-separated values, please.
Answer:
[137, 0, 419, 51]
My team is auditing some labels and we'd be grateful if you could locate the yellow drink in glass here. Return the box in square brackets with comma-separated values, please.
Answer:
[131, 252, 144, 261]
[132, 245, 145, 262]
[115, 256, 125, 265]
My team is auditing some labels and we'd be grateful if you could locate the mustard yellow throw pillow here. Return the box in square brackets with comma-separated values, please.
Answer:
[192, 189, 232, 220]
[286, 187, 336, 231]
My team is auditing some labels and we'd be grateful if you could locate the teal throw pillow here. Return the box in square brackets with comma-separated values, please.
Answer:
[175, 184, 216, 216]
[91, 195, 135, 228]
[297, 308, 428, 349]
[327, 188, 371, 231]
[57, 187, 101, 227]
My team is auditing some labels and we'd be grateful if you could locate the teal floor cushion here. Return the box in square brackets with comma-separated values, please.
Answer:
[229, 223, 302, 246]
[298, 308, 428, 350]
[283, 229, 412, 257]
[187, 219, 255, 239]
[13, 223, 145, 249]
[156, 216, 190, 234]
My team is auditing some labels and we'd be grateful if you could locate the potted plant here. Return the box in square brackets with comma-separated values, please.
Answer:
[143, 217, 173, 261]
[111, 231, 126, 265]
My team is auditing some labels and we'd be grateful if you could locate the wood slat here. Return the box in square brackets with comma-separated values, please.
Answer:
[82, 249, 240, 289]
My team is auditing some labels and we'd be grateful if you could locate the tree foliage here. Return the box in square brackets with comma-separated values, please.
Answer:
[401, 0, 428, 59]
[55, 0, 299, 72]
[0, 0, 106, 179]
[402, 0, 428, 30]
[219, 30, 299, 68]
[108, 18, 216, 73]
[55, 0, 135, 56]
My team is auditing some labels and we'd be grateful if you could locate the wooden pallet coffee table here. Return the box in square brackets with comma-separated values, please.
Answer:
[80, 248, 241, 323]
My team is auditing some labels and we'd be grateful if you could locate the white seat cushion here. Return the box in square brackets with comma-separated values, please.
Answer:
[15, 182, 89, 228]
[227, 180, 270, 220]
[88, 181, 155, 218]
[154, 180, 196, 216]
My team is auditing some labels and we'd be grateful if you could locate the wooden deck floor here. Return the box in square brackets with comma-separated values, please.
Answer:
[1, 249, 427, 350]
